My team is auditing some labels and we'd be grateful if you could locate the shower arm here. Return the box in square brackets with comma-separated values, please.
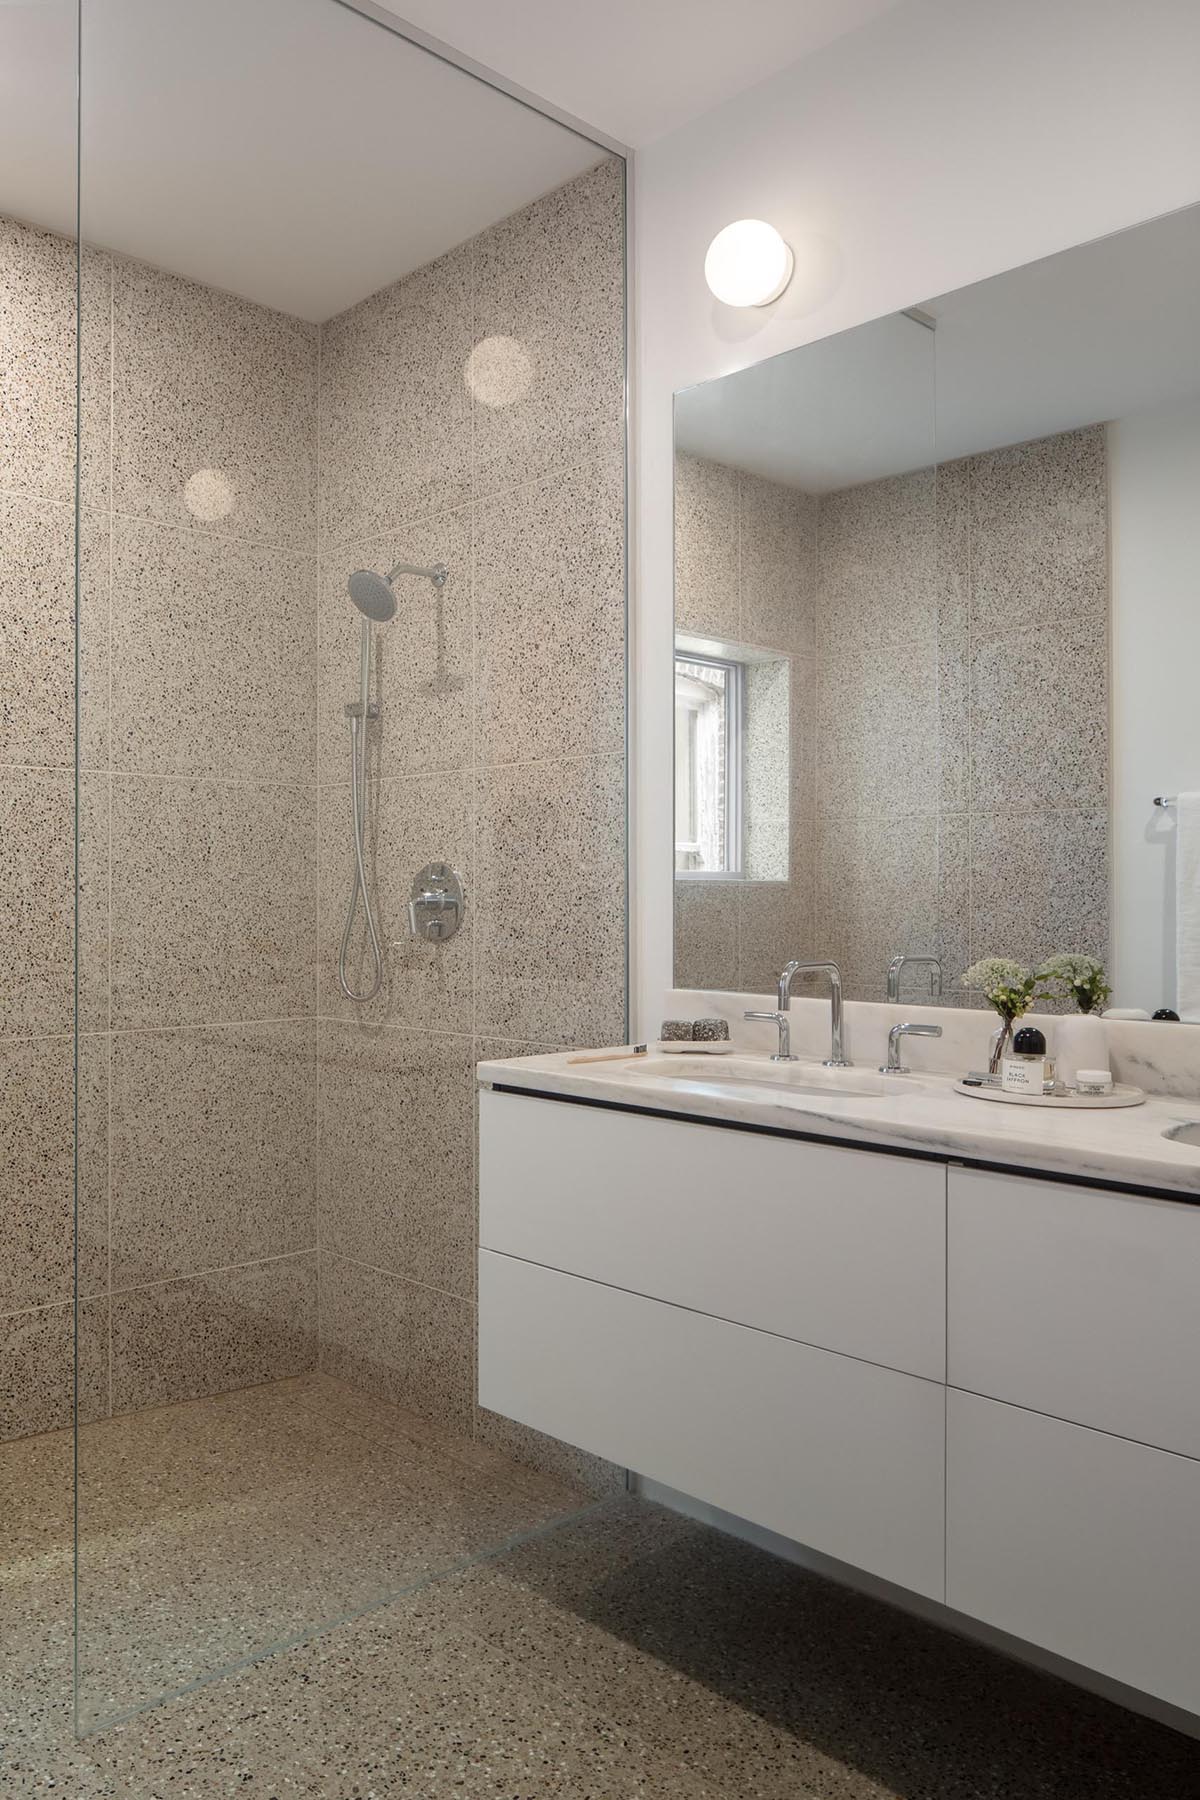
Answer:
[388, 560, 448, 589]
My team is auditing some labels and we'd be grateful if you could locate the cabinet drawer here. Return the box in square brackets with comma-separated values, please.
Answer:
[479, 1249, 946, 1600]
[947, 1390, 1200, 1715]
[480, 1090, 945, 1380]
[948, 1165, 1200, 1456]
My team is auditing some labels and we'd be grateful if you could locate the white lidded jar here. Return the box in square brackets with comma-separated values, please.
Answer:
[1054, 1012, 1108, 1091]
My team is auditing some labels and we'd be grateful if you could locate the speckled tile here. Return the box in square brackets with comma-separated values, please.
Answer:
[109, 1253, 317, 1414]
[816, 465, 937, 656]
[319, 1251, 474, 1435]
[111, 254, 317, 548]
[673, 879, 740, 992]
[109, 1020, 316, 1291]
[674, 452, 740, 642]
[474, 449, 625, 765]
[815, 636, 940, 818]
[814, 810, 940, 981]
[738, 473, 817, 655]
[0, 767, 109, 1039]
[472, 158, 624, 499]
[0, 496, 109, 771]
[474, 754, 626, 1045]
[936, 810, 972, 1001]
[0, 218, 111, 508]
[317, 1024, 474, 1299]
[109, 774, 316, 1029]
[0, 1031, 108, 1314]
[969, 425, 1108, 635]
[739, 881, 813, 998]
[316, 507, 472, 787]
[11, 1416, 1200, 1797]
[935, 453, 971, 641]
[317, 767, 472, 1028]
[473, 1407, 627, 1503]
[743, 657, 790, 880]
[319, 243, 473, 549]
[110, 517, 317, 781]
[969, 616, 1108, 812]
[970, 807, 1110, 972]
[0, 1295, 108, 1442]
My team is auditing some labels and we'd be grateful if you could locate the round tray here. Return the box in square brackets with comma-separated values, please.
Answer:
[953, 1080, 1145, 1110]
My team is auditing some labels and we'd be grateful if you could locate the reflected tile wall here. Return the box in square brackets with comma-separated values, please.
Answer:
[676, 429, 1108, 1001]
[673, 454, 817, 990]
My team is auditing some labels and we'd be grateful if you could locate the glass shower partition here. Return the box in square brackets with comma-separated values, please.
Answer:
[72, 0, 627, 1732]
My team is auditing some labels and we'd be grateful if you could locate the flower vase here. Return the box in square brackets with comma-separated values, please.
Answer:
[987, 1019, 1014, 1076]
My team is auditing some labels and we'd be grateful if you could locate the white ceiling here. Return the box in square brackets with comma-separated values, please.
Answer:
[0, 0, 605, 321]
[376, 0, 906, 147]
[675, 204, 1200, 491]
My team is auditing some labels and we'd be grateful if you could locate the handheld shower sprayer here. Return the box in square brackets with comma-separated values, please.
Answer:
[338, 560, 449, 1003]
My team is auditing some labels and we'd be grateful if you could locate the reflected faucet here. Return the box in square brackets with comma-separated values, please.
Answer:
[886, 954, 943, 1002]
[745, 959, 851, 1067]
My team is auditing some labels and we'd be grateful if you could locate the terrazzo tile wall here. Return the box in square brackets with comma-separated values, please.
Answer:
[673, 429, 1109, 1006]
[1, 212, 322, 1443]
[1, 157, 627, 1478]
[314, 158, 627, 1485]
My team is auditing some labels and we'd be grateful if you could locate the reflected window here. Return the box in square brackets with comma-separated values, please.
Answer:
[675, 652, 743, 875]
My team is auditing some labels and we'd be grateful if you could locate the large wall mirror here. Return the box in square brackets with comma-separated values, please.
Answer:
[673, 202, 1200, 1011]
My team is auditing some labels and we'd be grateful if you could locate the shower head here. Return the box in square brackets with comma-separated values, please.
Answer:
[347, 569, 398, 622]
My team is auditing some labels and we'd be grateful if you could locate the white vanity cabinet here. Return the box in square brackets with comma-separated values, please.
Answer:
[478, 1086, 1200, 1722]
[945, 1164, 1200, 1714]
[479, 1088, 948, 1600]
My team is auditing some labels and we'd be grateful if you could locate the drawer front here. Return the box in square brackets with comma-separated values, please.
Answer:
[947, 1389, 1200, 1715]
[479, 1249, 946, 1600]
[480, 1090, 946, 1380]
[948, 1165, 1200, 1456]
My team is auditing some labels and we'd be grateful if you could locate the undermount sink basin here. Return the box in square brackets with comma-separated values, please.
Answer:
[1163, 1121, 1200, 1146]
[636, 1056, 888, 1100]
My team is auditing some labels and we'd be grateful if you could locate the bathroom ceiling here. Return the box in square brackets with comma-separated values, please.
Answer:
[675, 203, 1200, 490]
[0, 0, 604, 321]
[376, 0, 906, 146]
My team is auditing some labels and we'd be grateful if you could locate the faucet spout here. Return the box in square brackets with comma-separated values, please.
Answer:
[776, 960, 851, 1068]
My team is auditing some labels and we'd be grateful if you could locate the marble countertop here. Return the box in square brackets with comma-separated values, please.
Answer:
[477, 1049, 1200, 1198]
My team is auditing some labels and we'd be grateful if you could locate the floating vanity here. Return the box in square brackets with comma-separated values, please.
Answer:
[477, 1014, 1200, 1724]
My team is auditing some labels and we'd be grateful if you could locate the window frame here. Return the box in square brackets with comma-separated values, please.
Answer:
[673, 649, 745, 880]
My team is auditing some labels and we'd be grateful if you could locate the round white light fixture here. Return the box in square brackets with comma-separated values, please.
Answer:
[704, 219, 794, 308]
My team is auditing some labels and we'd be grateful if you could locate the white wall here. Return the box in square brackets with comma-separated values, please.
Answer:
[631, 0, 1200, 1033]
[1109, 403, 1200, 1013]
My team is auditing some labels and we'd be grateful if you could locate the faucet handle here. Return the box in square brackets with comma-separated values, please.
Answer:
[743, 1008, 795, 1063]
[880, 1019, 943, 1075]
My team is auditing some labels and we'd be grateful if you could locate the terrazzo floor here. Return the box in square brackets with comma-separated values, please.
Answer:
[2, 1374, 1198, 1798]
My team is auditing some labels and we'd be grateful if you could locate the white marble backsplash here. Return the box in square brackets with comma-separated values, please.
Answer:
[666, 990, 1200, 1100]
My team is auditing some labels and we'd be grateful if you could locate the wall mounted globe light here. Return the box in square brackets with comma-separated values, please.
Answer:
[703, 219, 794, 307]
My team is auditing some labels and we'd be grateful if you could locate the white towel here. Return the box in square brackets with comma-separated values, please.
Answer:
[1176, 792, 1200, 1021]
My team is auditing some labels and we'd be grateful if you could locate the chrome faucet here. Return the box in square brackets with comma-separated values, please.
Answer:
[886, 954, 943, 1002]
[745, 959, 850, 1067]
[880, 1020, 942, 1074]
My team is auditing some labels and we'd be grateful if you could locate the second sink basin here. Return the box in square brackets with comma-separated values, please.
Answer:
[1163, 1121, 1200, 1147]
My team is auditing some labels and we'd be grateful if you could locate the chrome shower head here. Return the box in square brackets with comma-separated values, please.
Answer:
[347, 569, 398, 622]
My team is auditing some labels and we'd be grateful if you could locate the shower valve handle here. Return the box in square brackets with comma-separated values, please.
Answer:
[406, 863, 466, 943]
